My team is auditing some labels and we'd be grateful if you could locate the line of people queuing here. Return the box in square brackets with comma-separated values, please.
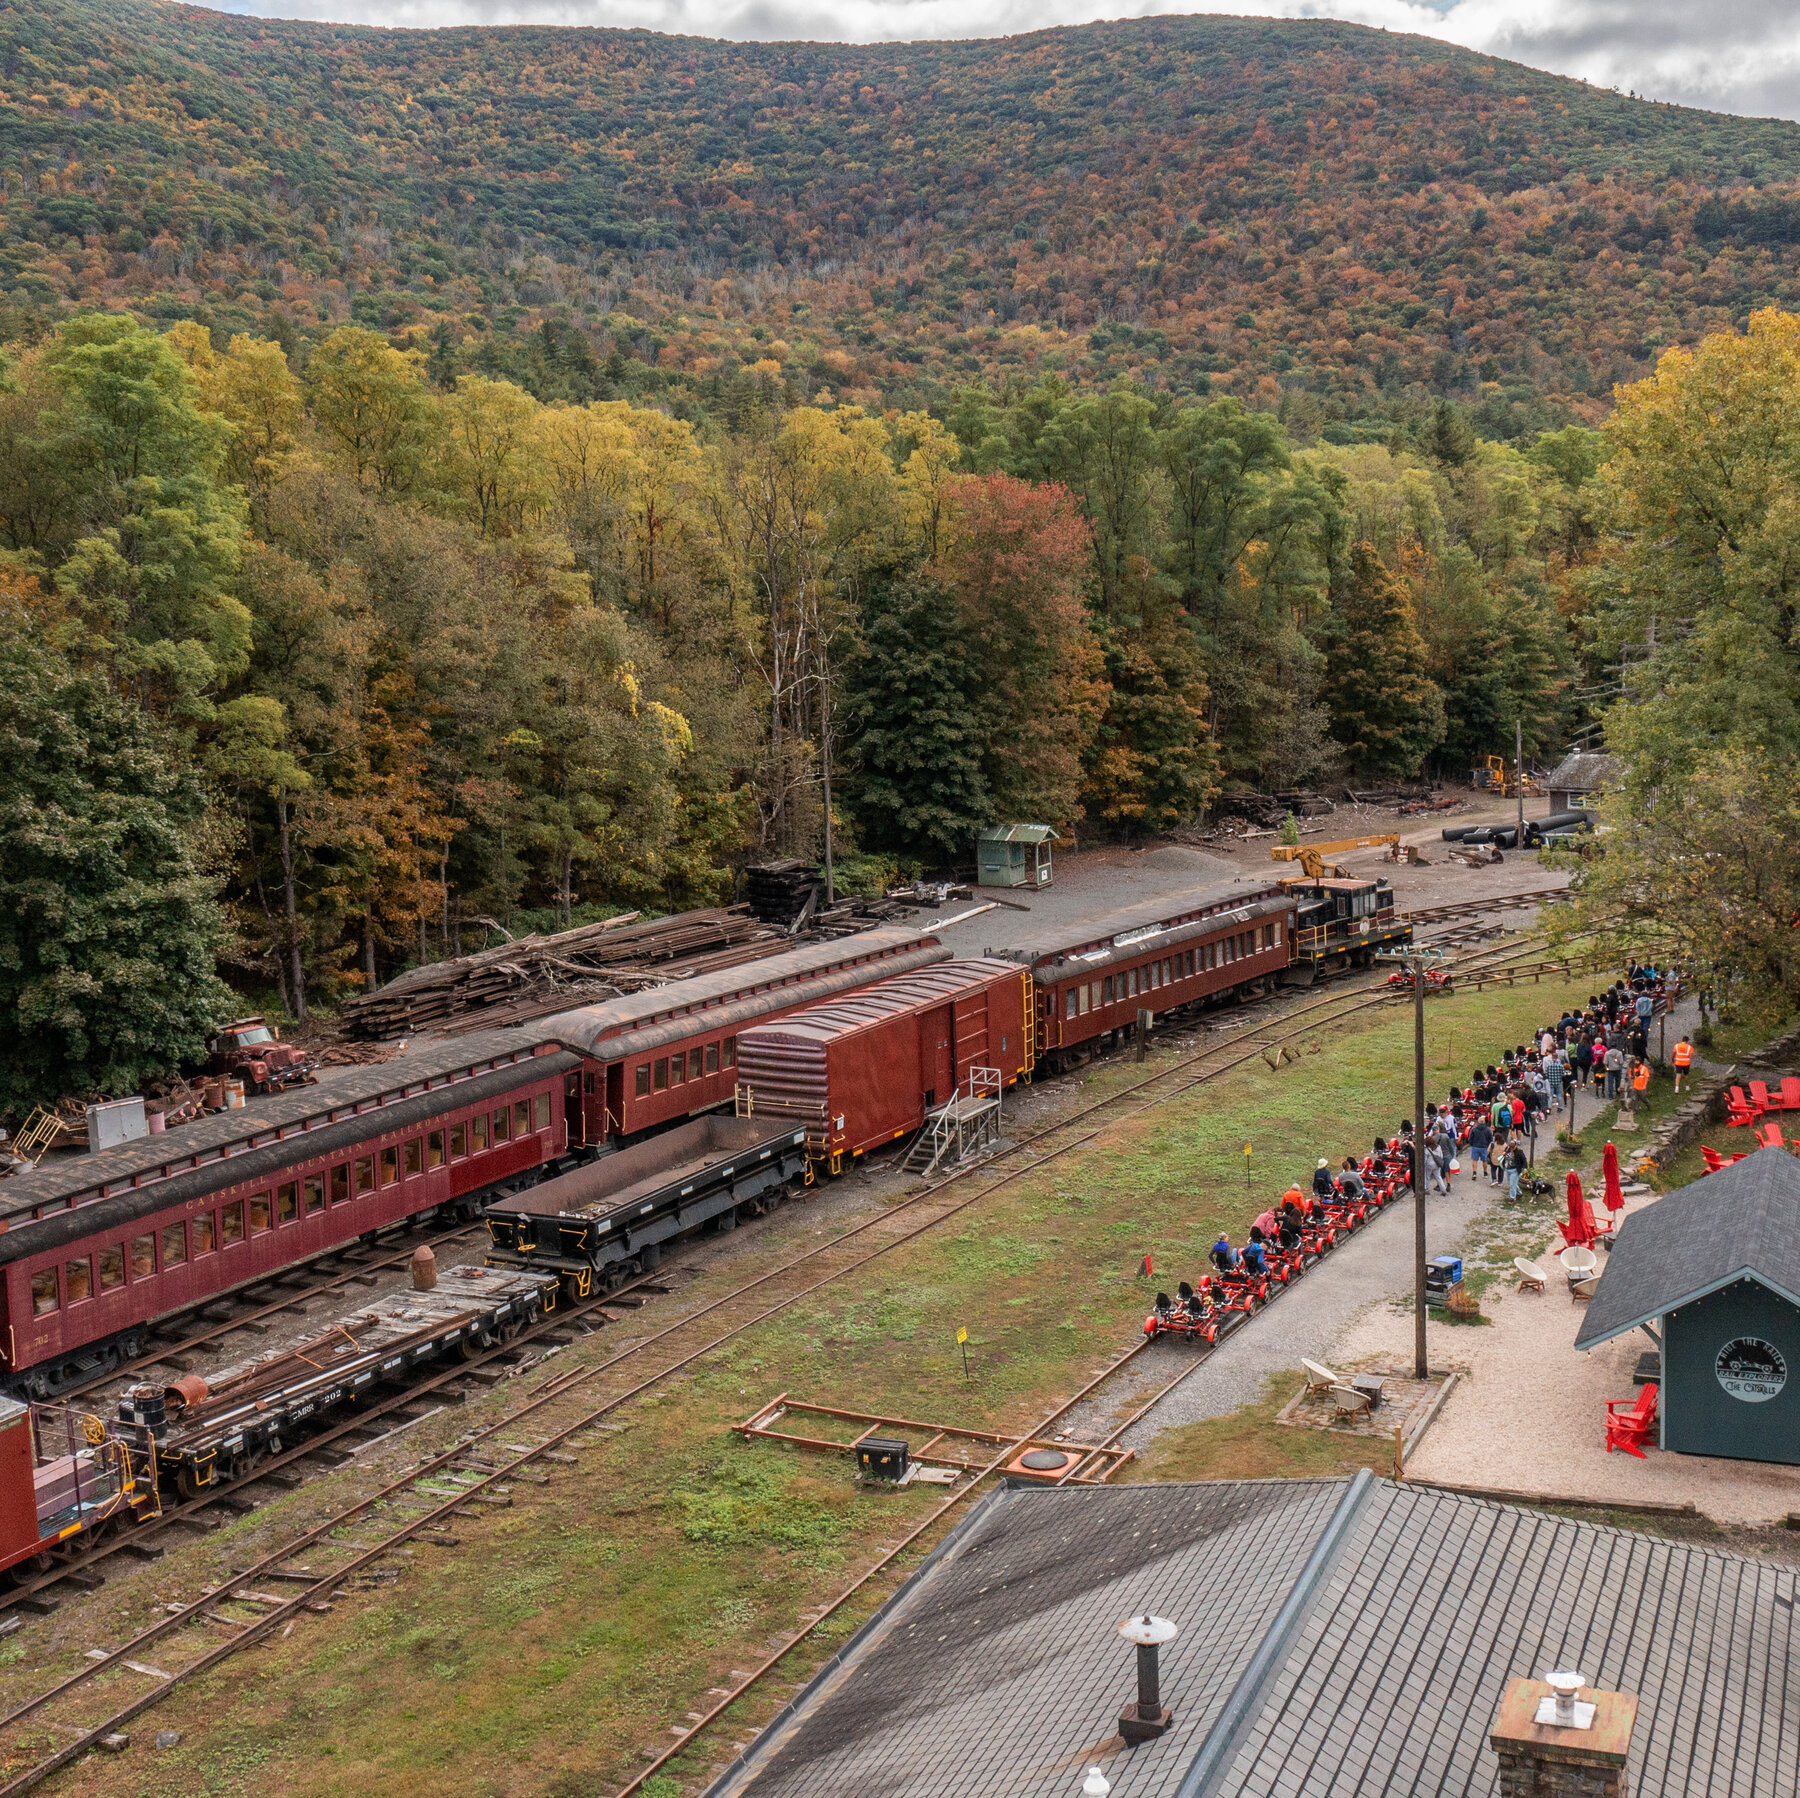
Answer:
[1203, 963, 1687, 1277]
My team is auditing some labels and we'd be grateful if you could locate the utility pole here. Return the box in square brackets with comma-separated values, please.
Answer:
[1412, 957, 1427, 1381]
[1515, 715, 1525, 848]
[1382, 944, 1439, 1383]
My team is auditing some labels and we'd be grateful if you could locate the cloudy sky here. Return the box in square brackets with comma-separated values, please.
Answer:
[211, 0, 1800, 124]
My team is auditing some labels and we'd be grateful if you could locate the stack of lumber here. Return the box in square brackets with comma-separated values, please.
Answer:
[744, 860, 824, 926]
[338, 908, 795, 1040]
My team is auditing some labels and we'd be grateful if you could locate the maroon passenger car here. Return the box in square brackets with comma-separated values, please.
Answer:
[539, 928, 946, 1148]
[0, 1033, 575, 1397]
[991, 882, 1296, 1073]
[733, 959, 1033, 1173]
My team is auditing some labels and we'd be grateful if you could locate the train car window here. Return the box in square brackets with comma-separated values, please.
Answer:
[330, 1164, 350, 1205]
[427, 1130, 445, 1170]
[192, 1213, 216, 1256]
[1148, 963, 1159, 991]
[162, 1222, 188, 1268]
[98, 1245, 125, 1292]
[66, 1257, 93, 1303]
[355, 1156, 375, 1196]
[1186, 949, 1196, 977]
[670, 1052, 687, 1086]
[705, 1043, 719, 1075]
[533, 1095, 550, 1131]
[302, 1177, 323, 1216]
[635, 1065, 651, 1098]
[450, 1123, 467, 1159]
[405, 1138, 423, 1177]
[130, 1235, 155, 1279]
[653, 1058, 669, 1092]
[221, 1201, 244, 1246]
[1065, 989, 1077, 1021]
[1273, 921, 1282, 946]
[513, 1100, 531, 1136]
[471, 1113, 488, 1152]
[492, 1107, 511, 1143]
[380, 1146, 399, 1185]
[31, 1270, 57, 1316]
[249, 1192, 272, 1233]
[279, 1182, 299, 1223]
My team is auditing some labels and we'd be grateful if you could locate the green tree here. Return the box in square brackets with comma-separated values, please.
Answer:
[1320, 542, 1445, 778]
[0, 614, 233, 1114]
[847, 568, 991, 865]
[306, 327, 436, 496]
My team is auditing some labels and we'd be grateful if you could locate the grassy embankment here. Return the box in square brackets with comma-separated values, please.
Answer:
[32, 974, 1593, 1798]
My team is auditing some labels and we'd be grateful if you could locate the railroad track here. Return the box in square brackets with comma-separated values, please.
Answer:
[0, 961, 1599, 1790]
[1408, 888, 1570, 927]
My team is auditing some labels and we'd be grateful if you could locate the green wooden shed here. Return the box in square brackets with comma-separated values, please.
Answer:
[976, 824, 1057, 889]
[1575, 1145, 1800, 1464]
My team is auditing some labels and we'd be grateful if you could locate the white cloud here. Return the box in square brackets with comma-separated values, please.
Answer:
[208, 0, 1800, 124]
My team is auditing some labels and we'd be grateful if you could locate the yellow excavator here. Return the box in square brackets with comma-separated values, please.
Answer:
[1472, 755, 1542, 799]
[1270, 834, 1401, 880]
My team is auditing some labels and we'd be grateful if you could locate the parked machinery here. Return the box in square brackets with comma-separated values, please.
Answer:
[208, 1016, 316, 1095]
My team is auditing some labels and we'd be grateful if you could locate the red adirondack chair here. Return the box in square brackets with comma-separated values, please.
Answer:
[1759, 1120, 1787, 1149]
[1727, 1085, 1761, 1127]
[1751, 1080, 1776, 1116]
[1601, 1140, 1624, 1215]
[1781, 1077, 1800, 1111]
[1559, 1172, 1612, 1250]
[1702, 1145, 1748, 1173]
[1606, 1383, 1658, 1457]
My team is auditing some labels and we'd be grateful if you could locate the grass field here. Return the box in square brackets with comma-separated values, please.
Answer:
[24, 971, 1599, 1798]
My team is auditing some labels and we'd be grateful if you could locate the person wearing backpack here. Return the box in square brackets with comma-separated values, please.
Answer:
[1466, 1114, 1493, 1182]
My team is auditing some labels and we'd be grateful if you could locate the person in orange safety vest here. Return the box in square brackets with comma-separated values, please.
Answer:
[1672, 1035, 1693, 1093]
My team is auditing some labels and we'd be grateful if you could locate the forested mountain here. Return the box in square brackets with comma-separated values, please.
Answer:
[3, 2, 1798, 1108]
[9, 1, 1800, 433]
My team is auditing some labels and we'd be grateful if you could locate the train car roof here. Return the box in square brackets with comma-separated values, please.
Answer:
[536, 927, 941, 1056]
[0, 1029, 565, 1229]
[737, 960, 1021, 1044]
[990, 879, 1290, 967]
[1029, 895, 1294, 985]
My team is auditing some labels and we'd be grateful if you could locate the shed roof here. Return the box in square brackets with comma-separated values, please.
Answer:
[979, 824, 1059, 844]
[1544, 751, 1622, 794]
[1574, 1144, 1800, 1348]
[707, 1473, 1800, 1798]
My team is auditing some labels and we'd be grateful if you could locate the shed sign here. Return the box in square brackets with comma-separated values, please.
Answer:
[1715, 1337, 1788, 1403]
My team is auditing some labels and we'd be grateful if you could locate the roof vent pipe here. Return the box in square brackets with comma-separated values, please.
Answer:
[1082, 1770, 1111, 1798]
[1117, 1614, 1178, 1743]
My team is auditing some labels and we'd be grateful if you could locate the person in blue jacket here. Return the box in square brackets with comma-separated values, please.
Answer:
[1210, 1234, 1240, 1272]
[1240, 1230, 1268, 1275]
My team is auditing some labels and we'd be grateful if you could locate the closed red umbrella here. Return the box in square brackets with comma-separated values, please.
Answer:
[1565, 1169, 1584, 1225]
[1602, 1140, 1624, 1214]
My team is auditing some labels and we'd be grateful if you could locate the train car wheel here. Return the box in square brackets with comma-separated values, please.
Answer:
[175, 1467, 209, 1503]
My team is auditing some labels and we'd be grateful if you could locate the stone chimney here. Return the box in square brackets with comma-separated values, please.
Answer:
[1490, 1675, 1637, 1798]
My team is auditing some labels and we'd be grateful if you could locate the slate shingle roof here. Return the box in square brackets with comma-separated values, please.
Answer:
[1543, 751, 1621, 795]
[708, 1474, 1800, 1798]
[1573, 1144, 1800, 1349]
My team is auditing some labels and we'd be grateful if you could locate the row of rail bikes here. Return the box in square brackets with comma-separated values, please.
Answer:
[1143, 1137, 1416, 1344]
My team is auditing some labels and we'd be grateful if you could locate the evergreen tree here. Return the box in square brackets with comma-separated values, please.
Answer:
[1320, 542, 1446, 778]
[0, 615, 234, 1114]
[846, 569, 992, 866]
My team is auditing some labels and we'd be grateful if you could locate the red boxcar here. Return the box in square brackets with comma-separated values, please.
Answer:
[993, 883, 1296, 1072]
[539, 927, 945, 1147]
[732, 960, 1032, 1172]
[0, 1033, 576, 1397]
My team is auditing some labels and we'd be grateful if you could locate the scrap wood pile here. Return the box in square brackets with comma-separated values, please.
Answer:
[339, 908, 791, 1040]
[1345, 784, 1438, 806]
